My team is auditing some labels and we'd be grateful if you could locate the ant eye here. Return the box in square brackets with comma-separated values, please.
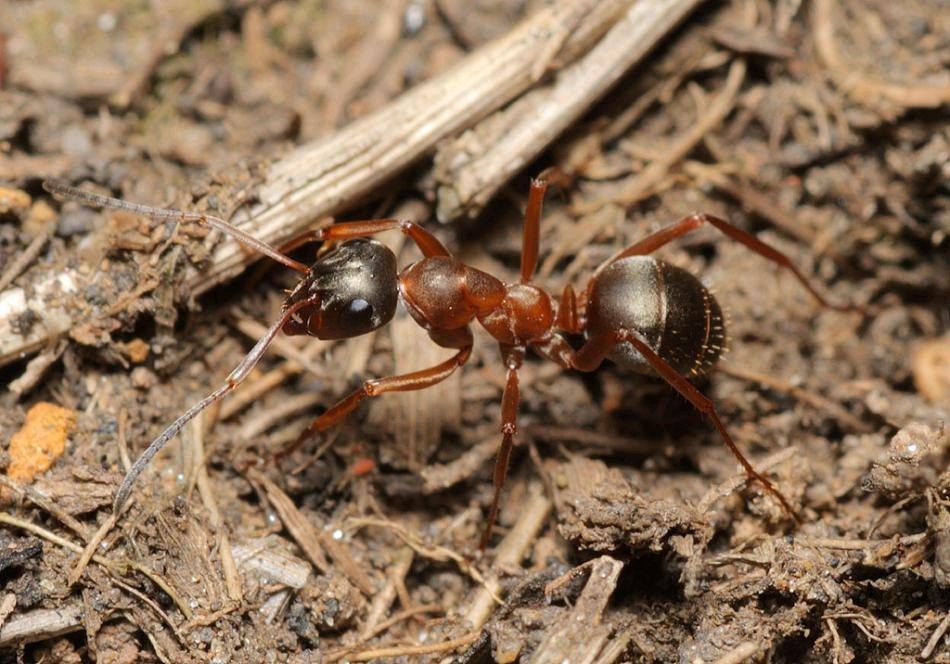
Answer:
[339, 297, 374, 331]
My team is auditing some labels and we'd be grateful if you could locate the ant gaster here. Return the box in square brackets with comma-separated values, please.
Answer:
[44, 177, 854, 548]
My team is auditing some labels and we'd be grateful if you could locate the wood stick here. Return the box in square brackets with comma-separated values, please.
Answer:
[434, 0, 707, 220]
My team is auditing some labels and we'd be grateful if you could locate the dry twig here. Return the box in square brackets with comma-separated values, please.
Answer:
[0, 511, 191, 621]
[248, 468, 376, 595]
[529, 556, 624, 663]
[435, 0, 708, 220]
[465, 482, 552, 629]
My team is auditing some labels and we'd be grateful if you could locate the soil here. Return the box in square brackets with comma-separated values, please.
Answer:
[1, 1, 949, 663]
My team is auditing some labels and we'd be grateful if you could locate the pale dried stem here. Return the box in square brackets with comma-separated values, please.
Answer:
[464, 482, 552, 630]
[435, 0, 707, 220]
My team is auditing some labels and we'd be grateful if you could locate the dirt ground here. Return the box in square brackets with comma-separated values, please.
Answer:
[1, 0, 949, 662]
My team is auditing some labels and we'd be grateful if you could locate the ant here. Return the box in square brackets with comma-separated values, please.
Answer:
[44, 176, 854, 548]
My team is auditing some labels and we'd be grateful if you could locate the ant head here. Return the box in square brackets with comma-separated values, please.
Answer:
[283, 238, 399, 340]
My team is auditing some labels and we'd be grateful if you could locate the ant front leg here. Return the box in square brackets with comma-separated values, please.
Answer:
[284, 327, 473, 456]
[314, 219, 452, 259]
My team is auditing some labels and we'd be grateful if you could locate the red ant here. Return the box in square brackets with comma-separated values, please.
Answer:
[44, 177, 853, 548]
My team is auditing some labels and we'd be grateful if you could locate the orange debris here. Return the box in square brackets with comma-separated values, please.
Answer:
[7, 402, 76, 482]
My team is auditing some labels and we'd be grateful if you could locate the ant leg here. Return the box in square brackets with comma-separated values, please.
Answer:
[520, 178, 548, 283]
[481, 346, 525, 550]
[602, 213, 854, 311]
[519, 168, 570, 283]
[316, 219, 451, 259]
[572, 330, 800, 520]
[274, 229, 328, 255]
[272, 220, 434, 257]
[284, 328, 473, 456]
[554, 284, 581, 334]
[247, 228, 332, 284]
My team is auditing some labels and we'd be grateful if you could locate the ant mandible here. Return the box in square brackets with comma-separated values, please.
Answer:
[44, 176, 853, 548]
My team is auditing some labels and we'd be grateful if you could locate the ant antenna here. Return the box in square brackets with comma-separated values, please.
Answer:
[42, 180, 310, 274]
[43, 180, 316, 512]
[112, 300, 312, 512]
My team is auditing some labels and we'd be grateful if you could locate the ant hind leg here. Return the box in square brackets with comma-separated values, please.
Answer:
[571, 329, 801, 521]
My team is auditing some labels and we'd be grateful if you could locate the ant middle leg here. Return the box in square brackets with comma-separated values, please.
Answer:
[481, 345, 526, 550]
[518, 167, 572, 284]
[519, 178, 548, 283]
[283, 327, 473, 456]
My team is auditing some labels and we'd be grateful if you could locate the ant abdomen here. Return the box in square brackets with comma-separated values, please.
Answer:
[585, 256, 726, 377]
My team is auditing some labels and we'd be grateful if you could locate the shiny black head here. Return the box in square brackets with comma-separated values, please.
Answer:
[282, 238, 399, 339]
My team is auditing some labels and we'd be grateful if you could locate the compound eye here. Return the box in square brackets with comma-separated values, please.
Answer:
[338, 297, 375, 334]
